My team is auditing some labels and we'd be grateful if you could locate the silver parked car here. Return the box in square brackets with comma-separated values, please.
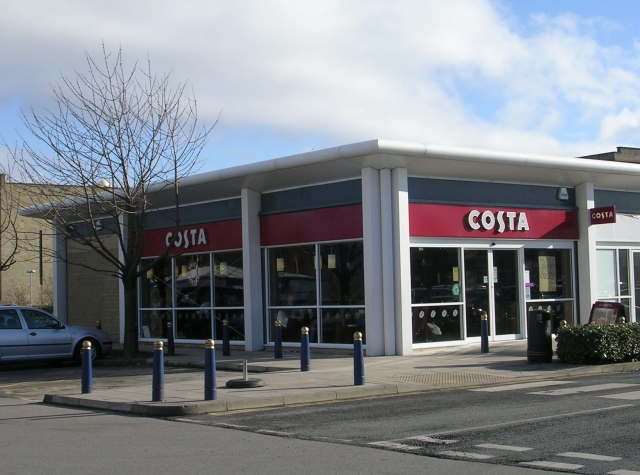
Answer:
[0, 306, 113, 364]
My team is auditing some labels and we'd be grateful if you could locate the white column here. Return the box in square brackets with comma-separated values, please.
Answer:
[241, 188, 264, 351]
[52, 227, 68, 322]
[362, 167, 385, 355]
[391, 168, 413, 355]
[380, 169, 396, 355]
[576, 182, 597, 324]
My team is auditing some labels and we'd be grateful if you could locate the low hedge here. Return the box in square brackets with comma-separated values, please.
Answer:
[556, 323, 640, 364]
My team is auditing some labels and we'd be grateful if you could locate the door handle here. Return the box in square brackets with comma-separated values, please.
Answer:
[29, 332, 37, 336]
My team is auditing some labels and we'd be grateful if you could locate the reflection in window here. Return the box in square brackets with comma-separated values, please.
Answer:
[139, 251, 244, 341]
[412, 305, 463, 343]
[266, 241, 365, 345]
[410, 248, 462, 304]
[140, 258, 173, 308]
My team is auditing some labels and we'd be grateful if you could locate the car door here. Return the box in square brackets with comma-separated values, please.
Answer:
[0, 309, 29, 360]
[20, 309, 73, 358]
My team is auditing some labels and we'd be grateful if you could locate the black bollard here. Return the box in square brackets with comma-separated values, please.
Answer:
[222, 319, 230, 357]
[274, 320, 283, 359]
[152, 341, 165, 402]
[480, 311, 489, 353]
[167, 321, 175, 356]
[353, 332, 364, 386]
[204, 339, 217, 401]
[300, 326, 310, 371]
[81, 341, 93, 394]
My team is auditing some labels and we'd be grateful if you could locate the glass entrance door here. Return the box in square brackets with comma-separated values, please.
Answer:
[464, 249, 521, 340]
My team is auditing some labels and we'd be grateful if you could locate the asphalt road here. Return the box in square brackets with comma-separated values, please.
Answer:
[179, 371, 640, 474]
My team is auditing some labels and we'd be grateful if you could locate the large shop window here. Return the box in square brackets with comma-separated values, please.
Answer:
[597, 249, 632, 321]
[410, 248, 463, 343]
[139, 251, 244, 341]
[267, 241, 365, 345]
[524, 249, 574, 332]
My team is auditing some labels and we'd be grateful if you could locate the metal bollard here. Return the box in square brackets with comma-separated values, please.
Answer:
[167, 321, 175, 356]
[81, 341, 93, 394]
[480, 311, 489, 353]
[274, 320, 283, 359]
[152, 341, 165, 402]
[96, 320, 101, 330]
[204, 339, 217, 401]
[222, 319, 230, 357]
[353, 332, 365, 386]
[300, 326, 310, 371]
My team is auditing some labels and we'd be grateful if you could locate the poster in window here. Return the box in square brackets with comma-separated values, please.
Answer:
[539, 256, 556, 292]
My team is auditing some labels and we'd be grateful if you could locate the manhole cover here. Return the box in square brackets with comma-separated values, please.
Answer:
[387, 372, 513, 386]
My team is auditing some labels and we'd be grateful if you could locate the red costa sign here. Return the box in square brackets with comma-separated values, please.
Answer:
[590, 206, 616, 225]
[141, 220, 242, 257]
[409, 204, 578, 239]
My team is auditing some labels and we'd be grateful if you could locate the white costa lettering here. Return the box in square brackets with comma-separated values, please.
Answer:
[164, 228, 208, 249]
[592, 211, 614, 219]
[468, 210, 481, 230]
[466, 210, 530, 233]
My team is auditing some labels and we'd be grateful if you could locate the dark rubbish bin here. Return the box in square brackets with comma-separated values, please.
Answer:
[527, 310, 552, 363]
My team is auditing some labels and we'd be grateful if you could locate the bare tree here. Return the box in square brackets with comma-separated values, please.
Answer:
[10, 45, 215, 357]
[0, 172, 21, 273]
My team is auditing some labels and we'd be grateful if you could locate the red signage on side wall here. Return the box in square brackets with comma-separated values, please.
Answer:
[141, 219, 242, 257]
[261, 204, 363, 246]
[409, 204, 579, 240]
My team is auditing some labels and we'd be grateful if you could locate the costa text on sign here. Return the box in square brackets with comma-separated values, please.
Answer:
[590, 206, 616, 225]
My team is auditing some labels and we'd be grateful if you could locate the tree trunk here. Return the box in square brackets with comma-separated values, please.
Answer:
[122, 276, 139, 358]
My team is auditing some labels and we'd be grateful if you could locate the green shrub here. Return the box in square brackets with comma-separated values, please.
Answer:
[556, 323, 640, 364]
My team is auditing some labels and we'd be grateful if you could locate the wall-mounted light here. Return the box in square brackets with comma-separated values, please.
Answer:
[328, 254, 336, 269]
[277, 258, 285, 272]
[557, 187, 569, 200]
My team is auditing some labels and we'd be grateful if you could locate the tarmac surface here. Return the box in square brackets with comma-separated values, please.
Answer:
[42, 340, 640, 417]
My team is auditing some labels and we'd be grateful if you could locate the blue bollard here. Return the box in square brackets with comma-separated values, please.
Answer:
[204, 339, 217, 401]
[222, 319, 230, 357]
[480, 311, 489, 353]
[353, 332, 365, 386]
[81, 341, 93, 394]
[167, 320, 175, 356]
[274, 320, 283, 359]
[300, 326, 310, 371]
[152, 340, 165, 402]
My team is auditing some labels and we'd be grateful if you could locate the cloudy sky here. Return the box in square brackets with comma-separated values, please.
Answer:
[3, 0, 640, 173]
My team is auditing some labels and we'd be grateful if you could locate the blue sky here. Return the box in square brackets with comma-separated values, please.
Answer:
[3, 1, 640, 175]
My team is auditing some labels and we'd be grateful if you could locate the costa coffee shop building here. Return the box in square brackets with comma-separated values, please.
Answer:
[48, 140, 640, 355]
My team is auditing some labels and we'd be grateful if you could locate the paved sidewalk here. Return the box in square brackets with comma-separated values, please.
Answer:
[42, 340, 640, 417]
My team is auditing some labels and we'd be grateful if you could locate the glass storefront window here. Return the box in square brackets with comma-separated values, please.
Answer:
[140, 309, 171, 339]
[266, 241, 365, 345]
[412, 305, 463, 343]
[214, 251, 244, 307]
[268, 246, 317, 306]
[524, 249, 573, 300]
[410, 248, 462, 304]
[175, 254, 211, 308]
[175, 308, 212, 340]
[139, 251, 244, 341]
[320, 308, 365, 344]
[597, 249, 617, 298]
[320, 242, 364, 305]
[140, 258, 173, 308]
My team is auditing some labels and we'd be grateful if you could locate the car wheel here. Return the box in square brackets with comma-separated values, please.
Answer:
[74, 338, 101, 364]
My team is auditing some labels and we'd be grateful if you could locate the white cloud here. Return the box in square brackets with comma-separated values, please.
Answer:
[2, 0, 640, 168]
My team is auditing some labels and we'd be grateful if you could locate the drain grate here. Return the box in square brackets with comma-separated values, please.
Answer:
[387, 372, 513, 386]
